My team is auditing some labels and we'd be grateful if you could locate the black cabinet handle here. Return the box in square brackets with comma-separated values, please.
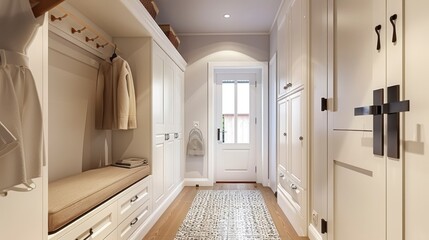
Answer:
[321, 98, 327, 111]
[375, 25, 382, 51]
[77, 228, 93, 240]
[390, 14, 398, 44]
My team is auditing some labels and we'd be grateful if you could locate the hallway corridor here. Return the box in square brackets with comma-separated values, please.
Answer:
[144, 183, 308, 240]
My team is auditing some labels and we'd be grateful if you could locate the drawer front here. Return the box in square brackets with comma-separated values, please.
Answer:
[117, 201, 151, 240]
[278, 172, 303, 207]
[60, 202, 117, 240]
[117, 177, 151, 223]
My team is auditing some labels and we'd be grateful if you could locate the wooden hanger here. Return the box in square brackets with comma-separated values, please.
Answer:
[30, 0, 65, 18]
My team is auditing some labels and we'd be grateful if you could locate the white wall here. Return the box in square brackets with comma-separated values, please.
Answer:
[48, 33, 111, 182]
[178, 35, 269, 179]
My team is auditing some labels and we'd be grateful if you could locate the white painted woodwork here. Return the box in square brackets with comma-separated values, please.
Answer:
[329, 0, 407, 239]
[215, 71, 257, 182]
[309, 0, 329, 237]
[276, 0, 309, 236]
[164, 134, 175, 193]
[153, 135, 165, 207]
[269, 54, 278, 192]
[49, 176, 152, 240]
[403, 1, 429, 239]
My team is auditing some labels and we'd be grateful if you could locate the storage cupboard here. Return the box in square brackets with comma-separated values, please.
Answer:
[276, 0, 309, 236]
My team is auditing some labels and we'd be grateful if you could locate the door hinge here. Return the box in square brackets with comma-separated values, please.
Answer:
[321, 218, 327, 234]
[255, 166, 257, 173]
[321, 97, 328, 111]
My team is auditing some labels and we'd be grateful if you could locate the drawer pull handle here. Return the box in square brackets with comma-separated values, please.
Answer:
[130, 195, 139, 203]
[130, 217, 139, 226]
[77, 228, 93, 240]
[290, 184, 298, 190]
[279, 173, 285, 178]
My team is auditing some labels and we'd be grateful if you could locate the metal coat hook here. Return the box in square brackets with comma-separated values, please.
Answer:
[96, 42, 109, 49]
[71, 26, 86, 34]
[50, 13, 68, 22]
[85, 35, 99, 42]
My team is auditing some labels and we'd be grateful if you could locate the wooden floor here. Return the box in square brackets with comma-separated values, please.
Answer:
[143, 183, 309, 240]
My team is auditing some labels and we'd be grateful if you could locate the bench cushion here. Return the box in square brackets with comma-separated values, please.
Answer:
[48, 165, 150, 233]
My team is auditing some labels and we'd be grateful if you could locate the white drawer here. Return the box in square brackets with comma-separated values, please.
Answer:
[278, 172, 303, 207]
[60, 202, 117, 240]
[117, 200, 151, 240]
[117, 176, 151, 223]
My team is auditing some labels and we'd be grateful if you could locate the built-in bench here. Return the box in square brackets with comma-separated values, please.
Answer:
[48, 165, 151, 234]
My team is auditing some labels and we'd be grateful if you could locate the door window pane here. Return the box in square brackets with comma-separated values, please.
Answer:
[222, 81, 235, 143]
[237, 81, 250, 143]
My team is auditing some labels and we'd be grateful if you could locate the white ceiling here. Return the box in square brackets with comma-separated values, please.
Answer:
[154, 0, 283, 35]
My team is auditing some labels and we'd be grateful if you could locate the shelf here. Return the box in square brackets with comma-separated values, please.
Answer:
[65, 0, 186, 71]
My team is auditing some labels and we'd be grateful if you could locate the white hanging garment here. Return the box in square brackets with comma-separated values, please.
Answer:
[0, 0, 44, 193]
[187, 127, 205, 156]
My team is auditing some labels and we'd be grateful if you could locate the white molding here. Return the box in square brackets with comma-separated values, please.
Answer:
[177, 32, 269, 37]
[131, 180, 185, 239]
[208, 62, 269, 184]
[277, 186, 307, 236]
[184, 178, 214, 187]
[308, 224, 323, 240]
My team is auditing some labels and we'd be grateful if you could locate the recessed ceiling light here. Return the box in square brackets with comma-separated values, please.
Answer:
[224, 14, 231, 19]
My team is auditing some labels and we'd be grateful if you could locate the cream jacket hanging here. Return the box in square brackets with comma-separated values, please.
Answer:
[96, 56, 137, 130]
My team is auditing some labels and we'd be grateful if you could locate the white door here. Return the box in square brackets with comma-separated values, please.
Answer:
[215, 72, 257, 182]
[330, 0, 406, 239]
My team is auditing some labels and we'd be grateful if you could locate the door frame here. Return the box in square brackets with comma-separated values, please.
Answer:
[208, 62, 269, 186]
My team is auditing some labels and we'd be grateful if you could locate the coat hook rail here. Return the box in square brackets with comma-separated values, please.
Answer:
[50, 13, 68, 22]
[54, 6, 119, 52]
[71, 26, 86, 34]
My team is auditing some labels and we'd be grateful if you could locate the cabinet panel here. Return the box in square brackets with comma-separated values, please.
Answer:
[290, 0, 304, 90]
[152, 46, 165, 135]
[153, 135, 165, 208]
[164, 134, 175, 193]
[277, 98, 288, 170]
[174, 68, 184, 133]
[174, 134, 183, 184]
[164, 58, 175, 133]
[289, 91, 303, 185]
[277, 3, 289, 98]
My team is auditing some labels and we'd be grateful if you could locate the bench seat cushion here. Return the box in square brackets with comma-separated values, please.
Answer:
[48, 165, 150, 233]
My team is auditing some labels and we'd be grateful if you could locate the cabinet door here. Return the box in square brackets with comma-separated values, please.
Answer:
[164, 134, 175, 193]
[277, 3, 289, 98]
[152, 135, 165, 208]
[174, 67, 184, 133]
[289, 0, 308, 91]
[152, 45, 165, 135]
[277, 98, 288, 171]
[163, 58, 175, 134]
[288, 90, 305, 187]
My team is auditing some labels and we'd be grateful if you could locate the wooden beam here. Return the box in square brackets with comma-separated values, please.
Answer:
[31, 0, 64, 18]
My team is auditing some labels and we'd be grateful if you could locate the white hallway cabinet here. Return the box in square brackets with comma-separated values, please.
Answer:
[276, 0, 309, 236]
[113, 38, 185, 217]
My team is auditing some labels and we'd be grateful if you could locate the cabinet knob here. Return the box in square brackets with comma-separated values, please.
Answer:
[284, 82, 293, 90]
[279, 173, 285, 178]
[299, 136, 304, 141]
[290, 183, 298, 190]
[283, 133, 287, 136]
[165, 134, 170, 141]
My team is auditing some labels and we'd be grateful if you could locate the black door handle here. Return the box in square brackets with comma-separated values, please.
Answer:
[389, 14, 398, 44]
[384, 85, 410, 158]
[354, 88, 384, 156]
[375, 25, 382, 51]
[217, 128, 220, 141]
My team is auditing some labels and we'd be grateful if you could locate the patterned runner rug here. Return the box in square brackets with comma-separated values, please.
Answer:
[175, 190, 280, 240]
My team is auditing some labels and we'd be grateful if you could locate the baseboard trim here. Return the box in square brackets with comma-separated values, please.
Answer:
[184, 178, 213, 186]
[308, 224, 323, 240]
[277, 186, 307, 236]
[131, 180, 185, 239]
